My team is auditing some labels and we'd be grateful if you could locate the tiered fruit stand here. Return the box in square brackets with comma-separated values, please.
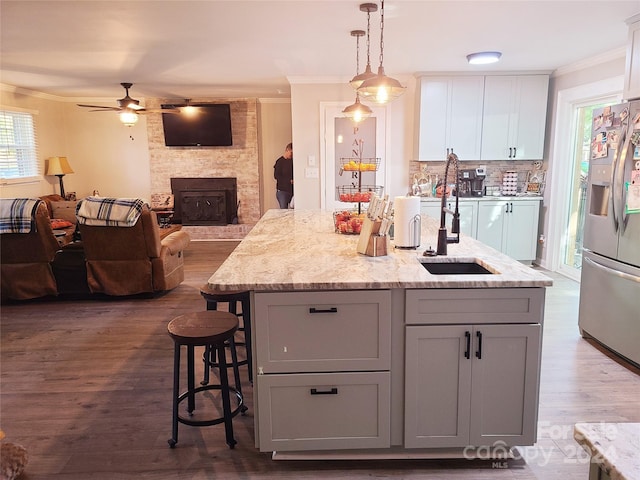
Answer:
[333, 157, 383, 235]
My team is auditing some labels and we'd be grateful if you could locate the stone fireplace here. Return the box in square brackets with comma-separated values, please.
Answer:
[145, 98, 259, 240]
[171, 177, 237, 226]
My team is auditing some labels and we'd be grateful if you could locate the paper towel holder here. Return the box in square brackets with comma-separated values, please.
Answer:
[394, 214, 421, 249]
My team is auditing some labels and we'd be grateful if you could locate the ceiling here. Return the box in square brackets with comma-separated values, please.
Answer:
[1, 0, 639, 102]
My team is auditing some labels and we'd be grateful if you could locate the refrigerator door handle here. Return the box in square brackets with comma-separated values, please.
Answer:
[609, 124, 626, 233]
[585, 257, 640, 284]
[616, 130, 632, 234]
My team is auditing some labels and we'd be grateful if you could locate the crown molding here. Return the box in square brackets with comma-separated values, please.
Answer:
[552, 47, 627, 78]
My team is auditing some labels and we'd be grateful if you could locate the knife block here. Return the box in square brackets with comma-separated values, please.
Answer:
[357, 217, 388, 256]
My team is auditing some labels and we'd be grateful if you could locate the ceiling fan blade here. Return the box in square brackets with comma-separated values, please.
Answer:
[77, 104, 121, 111]
[138, 107, 180, 114]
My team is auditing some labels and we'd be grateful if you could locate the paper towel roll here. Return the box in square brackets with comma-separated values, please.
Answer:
[394, 196, 421, 248]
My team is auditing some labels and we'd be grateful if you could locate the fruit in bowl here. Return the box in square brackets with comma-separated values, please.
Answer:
[333, 211, 365, 234]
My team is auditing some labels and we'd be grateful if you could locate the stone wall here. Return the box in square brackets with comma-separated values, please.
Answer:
[145, 98, 259, 239]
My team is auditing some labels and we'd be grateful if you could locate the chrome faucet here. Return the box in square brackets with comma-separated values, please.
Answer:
[436, 152, 460, 255]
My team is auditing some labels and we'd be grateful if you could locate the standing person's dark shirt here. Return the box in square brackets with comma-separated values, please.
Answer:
[274, 143, 293, 208]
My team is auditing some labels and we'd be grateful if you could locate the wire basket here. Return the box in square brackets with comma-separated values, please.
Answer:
[336, 185, 384, 203]
[340, 157, 380, 172]
[333, 210, 366, 235]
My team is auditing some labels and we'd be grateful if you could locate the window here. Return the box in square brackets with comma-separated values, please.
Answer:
[0, 109, 40, 182]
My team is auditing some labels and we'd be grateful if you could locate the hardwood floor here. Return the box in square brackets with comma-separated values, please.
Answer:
[1, 241, 639, 479]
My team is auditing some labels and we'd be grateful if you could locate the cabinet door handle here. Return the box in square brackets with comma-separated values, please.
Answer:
[510, 202, 513, 213]
[309, 307, 338, 314]
[513, 147, 517, 158]
[310, 387, 338, 395]
[508, 147, 512, 158]
[464, 331, 471, 359]
[475, 331, 483, 359]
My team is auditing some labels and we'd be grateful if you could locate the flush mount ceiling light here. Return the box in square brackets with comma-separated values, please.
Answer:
[357, 0, 406, 105]
[343, 30, 372, 124]
[349, 3, 378, 90]
[466, 51, 502, 65]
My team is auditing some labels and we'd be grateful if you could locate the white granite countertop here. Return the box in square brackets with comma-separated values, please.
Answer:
[207, 209, 552, 291]
[574, 422, 640, 480]
[419, 195, 543, 202]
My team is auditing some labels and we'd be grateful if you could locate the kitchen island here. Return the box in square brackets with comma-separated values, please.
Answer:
[208, 209, 552, 458]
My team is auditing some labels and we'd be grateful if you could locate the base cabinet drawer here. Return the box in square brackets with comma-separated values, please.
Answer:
[254, 290, 391, 373]
[257, 372, 391, 451]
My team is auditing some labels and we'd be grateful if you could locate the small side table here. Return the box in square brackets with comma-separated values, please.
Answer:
[574, 422, 640, 480]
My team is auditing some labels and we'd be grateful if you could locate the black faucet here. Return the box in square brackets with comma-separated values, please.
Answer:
[436, 152, 460, 255]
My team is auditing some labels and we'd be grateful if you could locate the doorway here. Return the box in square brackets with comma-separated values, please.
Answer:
[559, 101, 616, 280]
[548, 76, 623, 281]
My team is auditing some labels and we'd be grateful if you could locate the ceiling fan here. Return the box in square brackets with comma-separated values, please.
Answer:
[77, 82, 177, 124]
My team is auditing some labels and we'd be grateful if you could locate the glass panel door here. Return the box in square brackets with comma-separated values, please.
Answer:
[560, 101, 616, 279]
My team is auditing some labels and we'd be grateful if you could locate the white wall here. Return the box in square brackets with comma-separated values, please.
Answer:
[289, 79, 414, 211]
[258, 99, 292, 213]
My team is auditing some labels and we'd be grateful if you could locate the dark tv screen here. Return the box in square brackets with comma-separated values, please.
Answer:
[161, 103, 232, 147]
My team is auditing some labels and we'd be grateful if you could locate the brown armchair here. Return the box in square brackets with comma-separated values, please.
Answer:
[77, 202, 190, 296]
[1, 200, 60, 301]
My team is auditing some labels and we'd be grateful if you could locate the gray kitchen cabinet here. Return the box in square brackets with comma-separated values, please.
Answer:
[421, 200, 478, 238]
[404, 288, 544, 449]
[480, 75, 549, 161]
[253, 290, 392, 451]
[416, 76, 484, 161]
[476, 199, 541, 261]
[404, 323, 541, 448]
[624, 13, 640, 101]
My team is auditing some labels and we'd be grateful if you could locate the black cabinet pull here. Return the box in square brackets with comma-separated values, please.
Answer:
[513, 147, 517, 158]
[310, 387, 338, 395]
[309, 307, 338, 314]
[476, 331, 483, 359]
[510, 202, 513, 213]
[464, 331, 471, 359]
[508, 147, 512, 158]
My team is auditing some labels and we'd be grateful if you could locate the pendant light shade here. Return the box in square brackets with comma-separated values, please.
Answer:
[342, 95, 372, 123]
[343, 29, 372, 124]
[356, 0, 405, 104]
[349, 3, 378, 90]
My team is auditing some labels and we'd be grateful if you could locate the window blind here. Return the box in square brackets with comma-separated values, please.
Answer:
[0, 110, 40, 181]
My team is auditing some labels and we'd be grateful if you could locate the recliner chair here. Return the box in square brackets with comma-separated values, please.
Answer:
[77, 201, 190, 296]
[0, 200, 60, 301]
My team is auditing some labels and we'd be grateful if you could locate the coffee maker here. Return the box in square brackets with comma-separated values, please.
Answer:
[457, 167, 486, 197]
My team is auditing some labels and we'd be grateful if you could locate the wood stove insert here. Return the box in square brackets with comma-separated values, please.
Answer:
[171, 178, 237, 226]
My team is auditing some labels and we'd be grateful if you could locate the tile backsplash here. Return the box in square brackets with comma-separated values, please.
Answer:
[409, 160, 543, 195]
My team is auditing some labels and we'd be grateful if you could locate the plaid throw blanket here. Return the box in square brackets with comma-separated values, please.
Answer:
[76, 196, 146, 227]
[0, 198, 41, 234]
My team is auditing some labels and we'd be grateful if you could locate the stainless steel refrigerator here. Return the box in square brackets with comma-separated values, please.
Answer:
[579, 100, 640, 368]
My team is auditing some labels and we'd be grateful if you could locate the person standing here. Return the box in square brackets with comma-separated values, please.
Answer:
[273, 143, 293, 209]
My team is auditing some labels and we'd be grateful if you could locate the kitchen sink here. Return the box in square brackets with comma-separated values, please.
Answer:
[419, 259, 495, 275]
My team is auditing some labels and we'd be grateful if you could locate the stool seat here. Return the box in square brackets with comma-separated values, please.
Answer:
[167, 311, 244, 449]
[168, 311, 238, 346]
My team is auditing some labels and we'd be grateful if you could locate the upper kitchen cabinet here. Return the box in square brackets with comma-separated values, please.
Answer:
[481, 75, 549, 161]
[416, 76, 485, 161]
[623, 13, 640, 101]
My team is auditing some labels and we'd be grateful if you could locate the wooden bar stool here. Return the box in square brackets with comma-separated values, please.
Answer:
[200, 285, 253, 384]
[167, 311, 245, 449]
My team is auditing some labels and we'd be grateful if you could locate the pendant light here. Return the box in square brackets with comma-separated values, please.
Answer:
[343, 30, 372, 124]
[357, 0, 405, 104]
[349, 3, 378, 90]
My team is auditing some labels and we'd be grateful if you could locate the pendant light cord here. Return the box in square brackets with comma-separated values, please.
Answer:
[378, 0, 385, 67]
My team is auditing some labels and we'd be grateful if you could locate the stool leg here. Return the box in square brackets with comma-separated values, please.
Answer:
[216, 345, 237, 449]
[242, 297, 253, 384]
[168, 343, 180, 448]
[228, 336, 248, 414]
[206, 299, 218, 311]
[201, 345, 211, 386]
[187, 345, 195, 415]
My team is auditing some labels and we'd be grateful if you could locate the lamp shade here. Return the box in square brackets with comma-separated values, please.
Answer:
[46, 156, 74, 176]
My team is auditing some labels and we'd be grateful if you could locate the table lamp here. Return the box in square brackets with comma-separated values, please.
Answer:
[46, 156, 74, 198]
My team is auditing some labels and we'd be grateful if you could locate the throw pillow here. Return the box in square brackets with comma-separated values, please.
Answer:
[51, 201, 77, 224]
[51, 218, 74, 229]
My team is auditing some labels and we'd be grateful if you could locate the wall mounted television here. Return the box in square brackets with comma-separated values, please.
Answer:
[161, 103, 233, 147]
